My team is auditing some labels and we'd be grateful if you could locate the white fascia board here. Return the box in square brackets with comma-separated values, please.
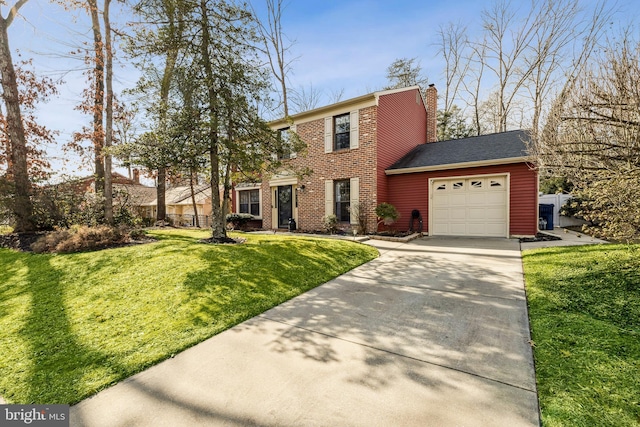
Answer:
[269, 86, 424, 129]
[385, 157, 528, 175]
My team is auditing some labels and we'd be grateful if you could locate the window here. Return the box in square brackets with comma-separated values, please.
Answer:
[453, 181, 464, 190]
[471, 180, 483, 188]
[277, 127, 291, 160]
[324, 111, 358, 153]
[325, 178, 359, 225]
[239, 189, 260, 216]
[334, 180, 350, 222]
[334, 114, 350, 150]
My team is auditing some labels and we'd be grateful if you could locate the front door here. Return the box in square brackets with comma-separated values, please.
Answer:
[277, 185, 293, 228]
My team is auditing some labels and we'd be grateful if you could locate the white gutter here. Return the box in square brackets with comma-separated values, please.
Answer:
[385, 157, 528, 175]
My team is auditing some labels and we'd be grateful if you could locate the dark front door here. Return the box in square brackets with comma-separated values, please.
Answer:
[277, 185, 293, 228]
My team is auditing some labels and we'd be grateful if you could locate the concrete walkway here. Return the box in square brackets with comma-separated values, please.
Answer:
[71, 237, 539, 427]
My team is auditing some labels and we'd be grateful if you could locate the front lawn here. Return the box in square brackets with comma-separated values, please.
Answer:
[0, 229, 378, 404]
[523, 244, 640, 426]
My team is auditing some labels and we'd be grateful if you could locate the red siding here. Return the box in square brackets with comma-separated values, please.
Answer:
[376, 89, 428, 205]
[386, 163, 538, 237]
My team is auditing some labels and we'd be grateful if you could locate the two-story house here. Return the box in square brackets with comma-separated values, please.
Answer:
[233, 85, 538, 237]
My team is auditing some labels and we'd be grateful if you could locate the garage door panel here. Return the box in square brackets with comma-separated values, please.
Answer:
[449, 223, 468, 235]
[431, 176, 508, 237]
[432, 223, 450, 234]
[433, 194, 449, 204]
[487, 207, 507, 219]
[450, 209, 466, 220]
[467, 193, 488, 204]
[486, 192, 506, 204]
[485, 223, 507, 235]
[433, 208, 450, 221]
[449, 194, 467, 205]
[468, 207, 487, 219]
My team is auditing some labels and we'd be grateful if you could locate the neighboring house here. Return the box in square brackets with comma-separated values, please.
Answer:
[233, 86, 538, 237]
[61, 171, 157, 217]
[141, 184, 213, 226]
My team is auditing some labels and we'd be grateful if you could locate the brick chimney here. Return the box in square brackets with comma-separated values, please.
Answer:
[425, 84, 438, 143]
[133, 168, 140, 184]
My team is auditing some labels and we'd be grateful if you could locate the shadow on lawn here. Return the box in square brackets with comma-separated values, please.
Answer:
[182, 237, 367, 330]
[20, 256, 128, 404]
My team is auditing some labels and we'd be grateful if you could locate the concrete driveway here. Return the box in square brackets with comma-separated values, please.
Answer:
[71, 237, 540, 427]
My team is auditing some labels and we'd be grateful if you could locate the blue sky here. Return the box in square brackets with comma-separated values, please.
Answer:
[5, 0, 640, 178]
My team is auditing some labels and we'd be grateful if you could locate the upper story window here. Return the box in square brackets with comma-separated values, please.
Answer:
[324, 111, 359, 153]
[277, 127, 291, 160]
[334, 114, 350, 150]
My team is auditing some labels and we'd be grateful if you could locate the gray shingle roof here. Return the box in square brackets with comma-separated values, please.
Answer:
[387, 130, 531, 173]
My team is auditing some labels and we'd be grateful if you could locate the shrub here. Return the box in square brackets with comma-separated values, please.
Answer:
[226, 213, 254, 230]
[129, 228, 147, 240]
[375, 202, 399, 228]
[322, 214, 339, 234]
[31, 225, 132, 254]
[349, 201, 370, 235]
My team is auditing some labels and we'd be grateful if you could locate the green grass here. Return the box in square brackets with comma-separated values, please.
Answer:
[0, 229, 378, 404]
[523, 244, 640, 426]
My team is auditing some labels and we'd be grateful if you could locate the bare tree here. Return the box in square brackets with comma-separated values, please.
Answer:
[479, 0, 541, 133]
[440, 0, 613, 136]
[253, 0, 296, 118]
[291, 83, 322, 113]
[328, 87, 345, 104]
[536, 34, 640, 241]
[461, 40, 487, 136]
[436, 22, 470, 114]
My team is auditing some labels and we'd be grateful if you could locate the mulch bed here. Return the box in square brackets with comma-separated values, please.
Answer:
[519, 233, 563, 243]
[198, 236, 247, 245]
[0, 232, 156, 253]
[0, 232, 47, 252]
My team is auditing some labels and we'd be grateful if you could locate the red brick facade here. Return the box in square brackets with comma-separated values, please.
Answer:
[240, 86, 430, 233]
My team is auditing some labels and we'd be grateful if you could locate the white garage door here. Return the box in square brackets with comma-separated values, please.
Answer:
[430, 175, 508, 237]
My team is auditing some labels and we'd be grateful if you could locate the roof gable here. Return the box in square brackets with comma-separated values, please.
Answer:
[386, 130, 531, 174]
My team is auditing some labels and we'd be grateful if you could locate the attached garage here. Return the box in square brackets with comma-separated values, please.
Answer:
[385, 130, 538, 238]
[430, 174, 508, 237]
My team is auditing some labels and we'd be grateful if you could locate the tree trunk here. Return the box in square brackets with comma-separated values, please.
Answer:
[0, 5, 34, 232]
[103, 0, 113, 224]
[88, 0, 105, 200]
[157, 166, 166, 222]
[155, 3, 181, 224]
[189, 169, 200, 228]
[199, 0, 226, 240]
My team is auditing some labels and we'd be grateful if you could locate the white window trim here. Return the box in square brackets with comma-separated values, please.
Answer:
[324, 177, 360, 225]
[236, 186, 263, 219]
[324, 110, 359, 153]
